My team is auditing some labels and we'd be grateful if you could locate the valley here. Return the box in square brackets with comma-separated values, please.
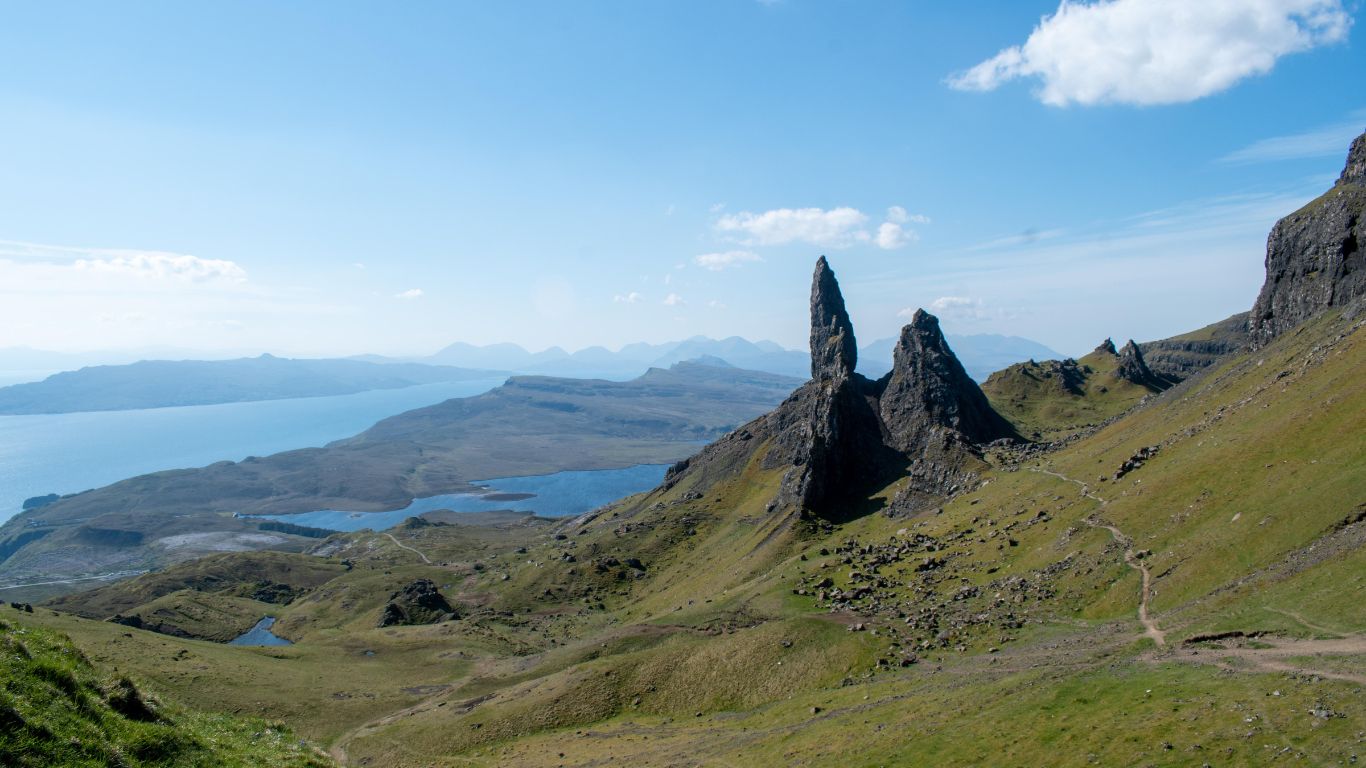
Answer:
[8, 135, 1363, 764]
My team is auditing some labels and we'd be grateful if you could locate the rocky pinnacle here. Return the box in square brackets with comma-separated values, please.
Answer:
[1115, 339, 1164, 389]
[878, 309, 1015, 451]
[810, 256, 858, 379]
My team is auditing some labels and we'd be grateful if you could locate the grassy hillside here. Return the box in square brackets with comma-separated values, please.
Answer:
[0, 616, 331, 767]
[16, 306, 1364, 766]
[981, 343, 1161, 438]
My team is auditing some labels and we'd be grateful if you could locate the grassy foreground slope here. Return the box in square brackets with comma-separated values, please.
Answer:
[0, 616, 331, 767]
[17, 307, 1364, 767]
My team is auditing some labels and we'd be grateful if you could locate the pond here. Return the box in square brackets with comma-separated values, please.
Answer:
[228, 616, 292, 646]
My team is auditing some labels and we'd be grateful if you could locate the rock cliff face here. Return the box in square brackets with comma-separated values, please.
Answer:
[810, 256, 859, 379]
[666, 257, 1014, 520]
[1115, 339, 1169, 390]
[878, 310, 1015, 453]
[1250, 130, 1366, 344]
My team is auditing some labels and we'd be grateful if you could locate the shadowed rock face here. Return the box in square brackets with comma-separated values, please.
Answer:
[667, 257, 1015, 520]
[878, 310, 1016, 453]
[1115, 339, 1169, 391]
[1250, 130, 1366, 344]
[810, 256, 858, 380]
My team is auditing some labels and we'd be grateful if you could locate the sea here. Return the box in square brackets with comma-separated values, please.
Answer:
[0, 378, 507, 524]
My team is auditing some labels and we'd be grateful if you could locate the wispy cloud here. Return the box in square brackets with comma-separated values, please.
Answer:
[394, 288, 424, 300]
[949, 0, 1352, 107]
[715, 206, 924, 250]
[663, 293, 685, 307]
[694, 250, 763, 271]
[1219, 111, 1366, 164]
[613, 291, 643, 303]
[0, 239, 246, 283]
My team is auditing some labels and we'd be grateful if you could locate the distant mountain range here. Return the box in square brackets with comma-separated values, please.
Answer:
[0, 333, 1060, 415]
[0, 355, 494, 415]
[359, 333, 1061, 382]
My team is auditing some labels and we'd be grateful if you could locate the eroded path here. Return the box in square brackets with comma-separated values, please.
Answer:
[1030, 467, 1165, 646]
[384, 532, 432, 564]
[1166, 635, 1366, 685]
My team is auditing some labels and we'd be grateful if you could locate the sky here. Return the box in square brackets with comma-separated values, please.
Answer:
[0, 0, 1362, 359]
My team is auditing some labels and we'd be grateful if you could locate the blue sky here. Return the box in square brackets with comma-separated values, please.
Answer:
[0, 0, 1361, 358]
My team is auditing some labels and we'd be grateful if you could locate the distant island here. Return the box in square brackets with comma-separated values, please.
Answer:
[0, 354, 498, 414]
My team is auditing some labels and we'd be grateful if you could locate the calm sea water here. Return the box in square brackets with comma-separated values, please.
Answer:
[0, 378, 506, 524]
[253, 463, 671, 532]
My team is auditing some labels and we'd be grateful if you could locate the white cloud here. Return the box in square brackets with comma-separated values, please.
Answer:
[715, 206, 925, 250]
[709, 299, 727, 310]
[663, 293, 686, 307]
[876, 222, 914, 250]
[1219, 112, 1366, 164]
[948, 0, 1352, 106]
[395, 288, 424, 300]
[694, 250, 763, 271]
[0, 240, 248, 291]
[614, 291, 643, 304]
[72, 252, 247, 283]
[716, 207, 870, 248]
[885, 206, 931, 225]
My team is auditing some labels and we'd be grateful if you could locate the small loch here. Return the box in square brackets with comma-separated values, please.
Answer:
[228, 616, 292, 646]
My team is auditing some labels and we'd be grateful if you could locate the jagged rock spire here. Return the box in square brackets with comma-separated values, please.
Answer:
[810, 256, 858, 380]
[1340, 131, 1365, 186]
[878, 309, 1015, 451]
[1094, 338, 1118, 356]
[1116, 339, 1163, 389]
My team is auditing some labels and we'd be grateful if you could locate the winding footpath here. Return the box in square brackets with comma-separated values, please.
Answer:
[384, 532, 432, 564]
[1031, 467, 1166, 647]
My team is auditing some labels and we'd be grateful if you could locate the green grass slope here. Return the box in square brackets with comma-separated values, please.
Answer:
[17, 306, 1364, 767]
[0, 615, 332, 767]
[981, 343, 1163, 438]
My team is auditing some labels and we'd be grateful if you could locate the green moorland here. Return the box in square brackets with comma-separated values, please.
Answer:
[12, 307, 1364, 766]
[980, 342, 1164, 439]
[0, 617, 331, 767]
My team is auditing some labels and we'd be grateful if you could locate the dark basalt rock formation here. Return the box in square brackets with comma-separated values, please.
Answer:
[810, 256, 858, 379]
[665, 257, 1015, 521]
[377, 579, 458, 627]
[1115, 339, 1169, 391]
[878, 310, 1017, 453]
[1250, 130, 1366, 345]
[1094, 338, 1118, 356]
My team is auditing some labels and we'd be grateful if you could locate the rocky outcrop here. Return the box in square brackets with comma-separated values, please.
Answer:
[878, 310, 1016, 453]
[1250, 130, 1366, 345]
[666, 257, 1015, 520]
[1115, 340, 1169, 390]
[1094, 338, 1118, 356]
[1138, 313, 1249, 381]
[377, 579, 457, 627]
[810, 256, 858, 379]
